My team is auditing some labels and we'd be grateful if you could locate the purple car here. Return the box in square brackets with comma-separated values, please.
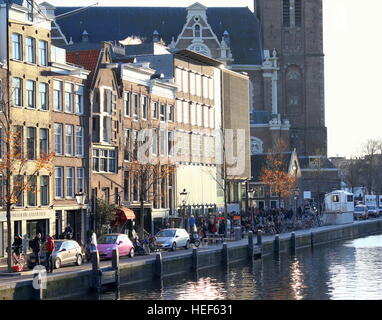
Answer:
[97, 233, 134, 259]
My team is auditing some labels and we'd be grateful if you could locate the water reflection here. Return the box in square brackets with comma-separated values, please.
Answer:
[67, 234, 382, 300]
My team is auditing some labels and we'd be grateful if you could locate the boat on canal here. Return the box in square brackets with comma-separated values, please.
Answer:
[321, 190, 354, 225]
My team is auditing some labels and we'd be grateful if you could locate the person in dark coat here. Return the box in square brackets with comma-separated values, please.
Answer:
[31, 233, 42, 265]
[12, 235, 23, 265]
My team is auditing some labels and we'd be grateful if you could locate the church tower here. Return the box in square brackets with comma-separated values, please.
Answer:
[254, 0, 327, 157]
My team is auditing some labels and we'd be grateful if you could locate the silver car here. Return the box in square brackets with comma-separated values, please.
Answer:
[154, 228, 190, 251]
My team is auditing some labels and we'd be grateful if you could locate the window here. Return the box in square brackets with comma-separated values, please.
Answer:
[152, 101, 159, 119]
[26, 0, 34, 21]
[332, 195, 339, 203]
[75, 126, 84, 156]
[103, 117, 112, 143]
[347, 195, 354, 202]
[39, 83, 48, 110]
[38, 40, 48, 66]
[133, 94, 139, 120]
[160, 104, 166, 122]
[176, 100, 182, 123]
[197, 104, 202, 127]
[26, 127, 36, 160]
[295, 0, 302, 27]
[202, 76, 208, 99]
[12, 78, 22, 107]
[208, 78, 214, 100]
[75, 85, 84, 114]
[103, 89, 112, 114]
[53, 80, 63, 111]
[189, 72, 196, 95]
[142, 96, 148, 119]
[190, 103, 196, 125]
[12, 33, 22, 60]
[168, 131, 174, 156]
[65, 82, 74, 113]
[14, 175, 24, 207]
[77, 168, 84, 193]
[168, 104, 174, 122]
[124, 171, 129, 202]
[27, 176, 37, 206]
[40, 128, 49, 158]
[65, 125, 74, 156]
[92, 148, 117, 173]
[183, 101, 189, 124]
[54, 123, 63, 155]
[26, 37, 36, 64]
[152, 129, 158, 155]
[124, 129, 131, 161]
[66, 167, 74, 198]
[13, 126, 23, 158]
[182, 70, 189, 93]
[124, 92, 131, 116]
[194, 24, 201, 38]
[196, 74, 202, 96]
[283, 0, 290, 27]
[26, 80, 36, 108]
[160, 130, 166, 155]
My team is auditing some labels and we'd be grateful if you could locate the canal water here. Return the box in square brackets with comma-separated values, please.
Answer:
[73, 234, 382, 300]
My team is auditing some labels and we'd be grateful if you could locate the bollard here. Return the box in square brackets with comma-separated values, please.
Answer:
[274, 234, 280, 254]
[291, 232, 296, 255]
[91, 251, 101, 292]
[192, 248, 199, 271]
[248, 231, 254, 259]
[32, 270, 44, 300]
[112, 248, 120, 290]
[222, 243, 229, 266]
[257, 230, 263, 245]
[154, 252, 163, 279]
[311, 232, 314, 248]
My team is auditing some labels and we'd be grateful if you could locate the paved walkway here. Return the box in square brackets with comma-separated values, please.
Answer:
[0, 217, 381, 287]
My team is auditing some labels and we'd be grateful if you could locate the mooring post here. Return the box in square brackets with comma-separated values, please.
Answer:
[154, 252, 163, 279]
[248, 231, 254, 259]
[192, 248, 199, 271]
[32, 269, 45, 300]
[91, 250, 101, 293]
[222, 243, 229, 266]
[291, 232, 296, 255]
[112, 248, 120, 290]
[311, 232, 314, 248]
[257, 230, 263, 245]
[274, 234, 280, 254]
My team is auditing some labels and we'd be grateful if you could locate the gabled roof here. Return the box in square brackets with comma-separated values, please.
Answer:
[251, 152, 295, 182]
[53, 6, 263, 65]
[298, 156, 337, 170]
[66, 49, 101, 87]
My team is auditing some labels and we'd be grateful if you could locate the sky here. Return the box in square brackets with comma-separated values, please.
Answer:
[37, 0, 382, 159]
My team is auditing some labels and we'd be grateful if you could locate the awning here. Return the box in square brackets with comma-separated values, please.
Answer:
[111, 208, 135, 229]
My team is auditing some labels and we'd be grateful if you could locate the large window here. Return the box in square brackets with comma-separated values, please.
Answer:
[53, 80, 63, 111]
[55, 167, 63, 198]
[40, 176, 49, 206]
[75, 126, 84, 156]
[65, 125, 74, 156]
[26, 127, 36, 160]
[12, 33, 22, 60]
[13, 175, 24, 207]
[25, 37, 36, 64]
[152, 101, 159, 120]
[38, 40, 48, 66]
[27, 175, 37, 206]
[152, 129, 158, 155]
[92, 149, 117, 173]
[124, 92, 131, 116]
[66, 167, 74, 198]
[39, 82, 48, 110]
[124, 129, 131, 161]
[160, 104, 166, 122]
[12, 78, 22, 107]
[13, 126, 23, 158]
[168, 104, 174, 122]
[54, 123, 63, 155]
[64, 82, 74, 113]
[103, 89, 112, 114]
[160, 130, 166, 155]
[168, 131, 174, 156]
[283, 0, 291, 27]
[75, 85, 84, 114]
[26, 80, 36, 108]
[40, 128, 49, 158]
[77, 168, 84, 193]
[295, 0, 302, 27]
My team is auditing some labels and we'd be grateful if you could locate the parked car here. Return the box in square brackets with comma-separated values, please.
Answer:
[154, 228, 190, 251]
[366, 205, 378, 217]
[354, 205, 369, 220]
[378, 206, 382, 215]
[97, 233, 134, 259]
[27, 239, 83, 270]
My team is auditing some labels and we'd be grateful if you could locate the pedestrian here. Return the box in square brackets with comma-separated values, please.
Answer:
[30, 233, 42, 266]
[64, 224, 73, 239]
[45, 235, 55, 273]
[189, 215, 196, 234]
[12, 235, 22, 265]
[90, 231, 98, 253]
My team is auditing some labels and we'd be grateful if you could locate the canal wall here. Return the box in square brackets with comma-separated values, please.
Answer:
[1, 219, 382, 299]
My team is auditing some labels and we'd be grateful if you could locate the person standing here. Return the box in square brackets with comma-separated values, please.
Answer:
[45, 235, 55, 273]
[31, 233, 42, 265]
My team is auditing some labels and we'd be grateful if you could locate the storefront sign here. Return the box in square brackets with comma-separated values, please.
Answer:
[0, 210, 54, 222]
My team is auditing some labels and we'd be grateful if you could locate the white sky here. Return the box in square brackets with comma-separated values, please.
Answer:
[38, 0, 382, 158]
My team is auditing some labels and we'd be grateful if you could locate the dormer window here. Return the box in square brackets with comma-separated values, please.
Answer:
[194, 24, 201, 38]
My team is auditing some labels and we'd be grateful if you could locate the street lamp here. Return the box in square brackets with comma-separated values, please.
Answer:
[179, 188, 189, 229]
[75, 191, 87, 244]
